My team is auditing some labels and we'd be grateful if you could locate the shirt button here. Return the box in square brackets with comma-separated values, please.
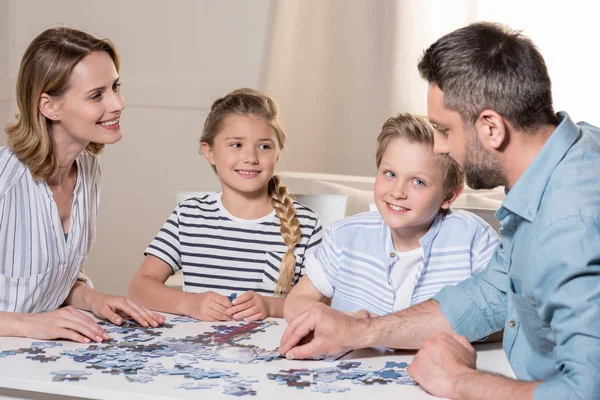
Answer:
[389, 252, 396, 257]
[508, 320, 516, 328]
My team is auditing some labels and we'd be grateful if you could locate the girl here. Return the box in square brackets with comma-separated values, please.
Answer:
[0, 27, 163, 343]
[129, 88, 323, 321]
[284, 113, 499, 320]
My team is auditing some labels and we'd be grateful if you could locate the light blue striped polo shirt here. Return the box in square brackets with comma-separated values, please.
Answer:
[306, 209, 499, 315]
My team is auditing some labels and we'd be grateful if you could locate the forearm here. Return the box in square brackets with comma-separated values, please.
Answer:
[366, 299, 454, 349]
[265, 296, 285, 318]
[0, 312, 30, 337]
[283, 294, 322, 322]
[64, 281, 100, 310]
[128, 275, 194, 316]
[454, 371, 538, 400]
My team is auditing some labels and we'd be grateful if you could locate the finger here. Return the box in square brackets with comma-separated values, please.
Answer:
[63, 308, 109, 340]
[227, 301, 255, 316]
[55, 328, 92, 344]
[285, 336, 326, 360]
[58, 317, 108, 343]
[152, 312, 166, 324]
[354, 310, 372, 319]
[211, 294, 233, 308]
[207, 308, 232, 321]
[451, 332, 474, 351]
[243, 312, 266, 322]
[107, 299, 150, 327]
[123, 299, 162, 327]
[231, 291, 253, 305]
[232, 306, 258, 320]
[279, 311, 314, 355]
[208, 302, 232, 321]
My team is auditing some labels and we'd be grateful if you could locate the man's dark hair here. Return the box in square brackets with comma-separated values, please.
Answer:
[418, 22, 559, 131]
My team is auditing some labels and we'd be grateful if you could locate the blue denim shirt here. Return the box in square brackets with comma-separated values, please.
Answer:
[433, 112, 600, 399]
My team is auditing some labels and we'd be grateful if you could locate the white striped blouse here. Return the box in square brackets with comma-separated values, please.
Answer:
[0, 146, 99, 313]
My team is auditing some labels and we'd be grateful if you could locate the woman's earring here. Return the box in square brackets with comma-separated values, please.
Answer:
[53, 115, 57, 119]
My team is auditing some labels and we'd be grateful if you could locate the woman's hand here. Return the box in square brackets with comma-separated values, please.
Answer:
[89, 293, 165, 327]
[20, 306, 110, 343]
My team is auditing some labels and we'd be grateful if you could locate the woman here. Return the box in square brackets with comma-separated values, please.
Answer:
[0, 27, 164, 343]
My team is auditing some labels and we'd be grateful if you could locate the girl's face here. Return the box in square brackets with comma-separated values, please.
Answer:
[374, 137, 453, 247]
[47, 51, 125, 150]
[202, 114, 281, 197]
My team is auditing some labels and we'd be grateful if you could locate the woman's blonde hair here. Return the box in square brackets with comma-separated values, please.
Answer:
[5, 27, 120, 180]
[201, 88, 301, 296]
[376, 113, 464, 198]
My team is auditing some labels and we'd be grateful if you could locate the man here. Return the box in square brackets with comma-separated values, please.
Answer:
[280, 22, 600, 400]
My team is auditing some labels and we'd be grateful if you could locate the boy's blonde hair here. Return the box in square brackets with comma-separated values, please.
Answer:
[200, 88, 300, 296]
[375, 113, 464, 197]
[5, 27, 119, 180]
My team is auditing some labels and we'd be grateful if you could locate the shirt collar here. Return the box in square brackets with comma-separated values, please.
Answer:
[382, 211, 444, 258]
[501, 112, 580, 222]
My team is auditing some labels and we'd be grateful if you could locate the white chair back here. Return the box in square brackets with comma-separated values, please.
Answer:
[174, 191, 348, 229]
[292, 194, 348, 229]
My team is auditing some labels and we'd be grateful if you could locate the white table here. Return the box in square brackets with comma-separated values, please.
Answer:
[0, 314, 514, 400]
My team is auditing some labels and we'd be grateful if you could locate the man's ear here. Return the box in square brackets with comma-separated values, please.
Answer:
[39, 93, 59, 121]
[441, 185, 464, 210]
[475, 110, 507, 151]
[200, 142, 215, 165]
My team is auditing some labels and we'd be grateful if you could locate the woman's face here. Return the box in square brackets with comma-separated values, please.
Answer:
[49, 51, 125, 148]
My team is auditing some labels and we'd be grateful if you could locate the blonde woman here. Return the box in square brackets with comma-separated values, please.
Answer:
[0, 27, 164, 343]
[129, 88, 323, 321]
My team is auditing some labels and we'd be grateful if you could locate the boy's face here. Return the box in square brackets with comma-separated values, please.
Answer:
[202, 114, 280, 197]
[374, 137, 451, 245]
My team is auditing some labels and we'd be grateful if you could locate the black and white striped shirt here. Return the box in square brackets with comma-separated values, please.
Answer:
[145, 192, 323, 296]
[0, 146, 99, 313]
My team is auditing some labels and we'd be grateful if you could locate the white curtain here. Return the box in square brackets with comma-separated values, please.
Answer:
[259, 0, 476, 176]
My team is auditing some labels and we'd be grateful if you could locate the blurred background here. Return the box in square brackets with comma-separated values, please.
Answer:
[1, 0, 598, 295]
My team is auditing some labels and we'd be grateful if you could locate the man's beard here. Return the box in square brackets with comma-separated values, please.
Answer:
[463, 129, 507, 190]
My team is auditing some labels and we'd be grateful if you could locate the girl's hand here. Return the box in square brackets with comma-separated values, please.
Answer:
[187, 291, 233, 321]
[227, 290, 270, 321]
[89, 293, 165, 327]
[21, 306, 110, 344]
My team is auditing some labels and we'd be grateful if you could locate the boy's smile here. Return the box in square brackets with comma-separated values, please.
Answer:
[374, 137, 452, 250]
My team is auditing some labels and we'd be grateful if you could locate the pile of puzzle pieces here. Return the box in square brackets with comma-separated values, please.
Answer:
[1, 318, 416, 396]
[267, 360, 416, 393]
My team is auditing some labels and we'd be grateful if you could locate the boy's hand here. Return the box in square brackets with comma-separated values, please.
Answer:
[227, 290, 269, 321]
[187, 292, 232, 321]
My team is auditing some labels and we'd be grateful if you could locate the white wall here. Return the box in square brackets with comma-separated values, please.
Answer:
[0, 0, 11, 145]
[475, 0, 600, 126]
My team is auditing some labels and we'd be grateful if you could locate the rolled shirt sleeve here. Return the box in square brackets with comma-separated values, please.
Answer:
[433, 244, 508, 341]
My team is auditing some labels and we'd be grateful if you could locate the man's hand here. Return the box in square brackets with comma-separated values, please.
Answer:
[227, 291, 269, 321]
[89, 293, 164, 327]
[280, 303, 368, 359]
[407, 332, 477, 398]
